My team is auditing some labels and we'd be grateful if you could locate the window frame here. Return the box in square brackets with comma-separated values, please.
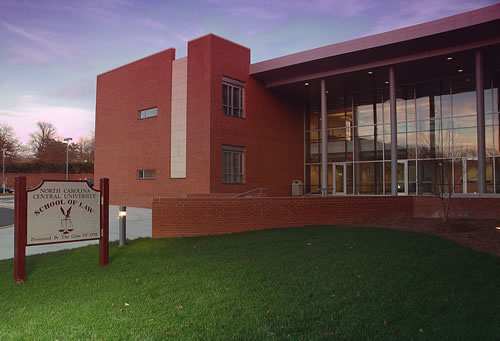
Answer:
[137, 169, 156, 180]
[138, 107, 158, 120]
[222, 76, 244, 118]
[222, 145, 245, 184]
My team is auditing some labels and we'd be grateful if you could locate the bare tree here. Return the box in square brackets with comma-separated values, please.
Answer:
[29, 122, 57, 159]
[73, 132, 95, 162]
[0, 123, 21, 158]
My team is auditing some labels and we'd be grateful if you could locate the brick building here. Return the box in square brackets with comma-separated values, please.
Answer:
[95, 4, 500, 208]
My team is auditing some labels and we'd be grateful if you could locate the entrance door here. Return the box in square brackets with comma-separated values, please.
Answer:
[397, 160, 408, 195]
[332, 163, 346, 194]
[462, 158, 478, 194]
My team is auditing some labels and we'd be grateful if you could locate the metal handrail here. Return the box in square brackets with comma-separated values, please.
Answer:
[233, 187, 267, 198]
[302, 188, 322, 196]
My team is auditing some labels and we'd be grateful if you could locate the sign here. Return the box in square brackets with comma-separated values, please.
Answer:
[27, 181, 100, 245]
[14, 177, 109, 283]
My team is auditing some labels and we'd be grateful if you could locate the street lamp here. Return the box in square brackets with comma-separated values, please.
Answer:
[63, 137, 72, 180]
[2, 148, 6, 193]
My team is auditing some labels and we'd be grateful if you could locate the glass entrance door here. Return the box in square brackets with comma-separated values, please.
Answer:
[462, 158, 478, 194]
[332, 163, 346, 194]
[397, 160, 408, 195]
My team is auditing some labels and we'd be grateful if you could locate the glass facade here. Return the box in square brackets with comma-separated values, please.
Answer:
[305, 72, 500, 195]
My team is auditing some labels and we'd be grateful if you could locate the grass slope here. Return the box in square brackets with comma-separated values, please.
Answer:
[0, 226, 499, 340]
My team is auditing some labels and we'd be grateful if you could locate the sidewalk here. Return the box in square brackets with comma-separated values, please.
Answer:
[0, 206, 152, 260]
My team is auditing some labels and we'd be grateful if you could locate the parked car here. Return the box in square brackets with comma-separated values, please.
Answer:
[0, 187, 14, 194]
[87, 179, 95, 187]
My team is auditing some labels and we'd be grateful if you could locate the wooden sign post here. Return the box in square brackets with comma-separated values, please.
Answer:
[14, 176, 109, 283]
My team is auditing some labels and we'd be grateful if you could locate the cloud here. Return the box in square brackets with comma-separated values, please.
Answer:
[362, 0, 494, 36]
[0, 106, 95, 145]
[2, 21, 74, 59]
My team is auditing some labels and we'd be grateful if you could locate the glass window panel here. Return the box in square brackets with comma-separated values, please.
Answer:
[328, 141, 346, 162]
[407, 132, 417, 159]
[453, 127, 477, 157]
[384, 134, 392, 160]
[453, 91, 476, 117]
[306, 130, 320, 141]
[417, 120, 431, 132]
[397, 133, 408, 159]
[454, 159, 464, 193]
[417, 131, 432, 159]
[306, 141, 320, 163]
[355, 162, 381, 194]
[406, 85, 416, 121]
[308, 108, 319, 130]
[407, 121, 417, 133]
[416, 96, 430, 120]
[408, 160, 417, 195]
[486, 126, 495, 156]
[376, 102, 384, 125]
[486, 157, 494, 193]
[357, 125, 373, 136]
[306, 165, 321, 193]
[453, 115, 476, 128]
[329, 127, 347, 139]
[397, 122, 406, 133]
[359, 136, 376, 161]
[328, 109, 346, 128]
[496, 157, 500, 194]
[355, 105, 374, 126]
[397, 98, 406, 122]
[495, 123, 500, 155]
[466, 159, 479, 193]
[439, 129, 453, 158]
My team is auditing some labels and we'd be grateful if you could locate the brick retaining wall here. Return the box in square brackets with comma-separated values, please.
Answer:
[152, 196, 414, 238]
[152, 195, 500, 238]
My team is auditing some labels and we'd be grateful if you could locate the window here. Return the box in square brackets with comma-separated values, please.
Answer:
[139, 107, 157, 119]
[222, 77, 244, 118]
[222, 145, 244, 184]
[137, 169, 156, 180]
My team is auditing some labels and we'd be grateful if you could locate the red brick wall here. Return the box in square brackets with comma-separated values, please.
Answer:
[95, 49, 181, 206]
[153, 195, 500, 238]
[4, 173, 93, 189]
[201, 34, 304, 197]
[414, 196, 500, 219]
[152, 196, 414, 238]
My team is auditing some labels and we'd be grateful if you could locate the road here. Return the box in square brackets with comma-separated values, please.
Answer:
[0, 196, 14, 227]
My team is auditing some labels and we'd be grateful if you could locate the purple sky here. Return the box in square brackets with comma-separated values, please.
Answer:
[0, 0, 495, 145]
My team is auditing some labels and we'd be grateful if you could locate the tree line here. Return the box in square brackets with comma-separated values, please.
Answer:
[0, 121, 94, 174]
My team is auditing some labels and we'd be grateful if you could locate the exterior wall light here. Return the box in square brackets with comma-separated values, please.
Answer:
[458, 69, 463, 72]
[368, 71, 373, 74]
[305, 82, 309, 86]
[496, 226, 500, 230]
[447, 57, 453, 60]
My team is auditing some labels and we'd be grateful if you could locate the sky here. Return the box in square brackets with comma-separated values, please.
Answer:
[0, 0, 496, 145]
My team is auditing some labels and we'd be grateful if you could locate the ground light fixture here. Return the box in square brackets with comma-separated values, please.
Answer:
[447, 56, 453, 60]
[304, 82, 309, 86]
[458, 69, 464, 72]
[63, 137, 72, 180]
[368, 71, 373, 74]
[118, 206, 127, 247]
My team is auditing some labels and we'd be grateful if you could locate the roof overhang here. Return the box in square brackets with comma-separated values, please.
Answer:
[250, 4, 500, 88]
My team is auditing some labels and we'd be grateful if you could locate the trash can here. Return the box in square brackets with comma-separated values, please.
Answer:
[291, 180, 304, 196]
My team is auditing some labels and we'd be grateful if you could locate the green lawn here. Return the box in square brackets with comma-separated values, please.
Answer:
[0, 226, 499, 340]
